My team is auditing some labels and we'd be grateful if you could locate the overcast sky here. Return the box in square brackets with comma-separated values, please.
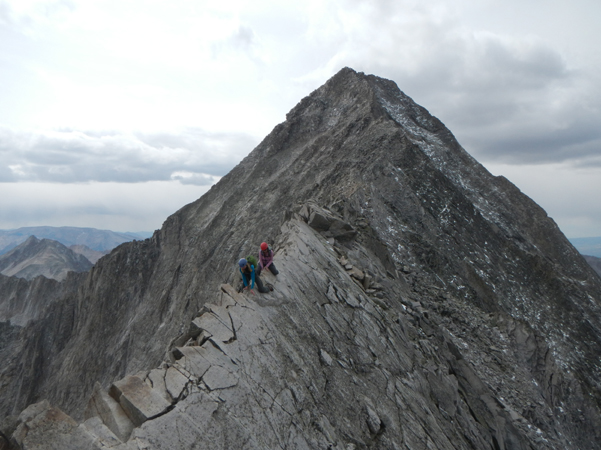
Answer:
[1, 0, 599, 237]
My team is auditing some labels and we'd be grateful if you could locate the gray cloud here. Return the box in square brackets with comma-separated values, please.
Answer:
[211, 25, 258, 60]
[471, 116, 601, 165]
[0, 126, 258, 184]
[231, 25, 255, 50]
[170, 172, 219, 186]
[289, 0, 599, 168]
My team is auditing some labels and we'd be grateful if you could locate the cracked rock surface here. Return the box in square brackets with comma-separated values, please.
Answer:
[2, 68, 601, 449]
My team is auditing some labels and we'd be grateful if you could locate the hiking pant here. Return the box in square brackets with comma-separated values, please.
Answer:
[260, 263, 279, 276]
[265, 263, 279, 275]
[242, 272, 270, 293]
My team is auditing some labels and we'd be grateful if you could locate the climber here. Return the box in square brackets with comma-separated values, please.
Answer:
[259, 242, 279, 276]
[239, 257, 270, 294]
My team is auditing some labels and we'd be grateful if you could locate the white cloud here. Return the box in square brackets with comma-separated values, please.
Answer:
[0, 180, 208, 231]
[0, 0, 299, 132]
[0, 126, 256, 183]
[297, 1, 601, 167]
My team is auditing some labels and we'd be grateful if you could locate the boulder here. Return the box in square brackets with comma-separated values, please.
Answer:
[305, 204, 356, 240]
[12, 401, 99, 450]
[109, 376, 171, 427]
[190, 308, 234, 344]
[307, 210, 333, 232]
[82, 416, 122, 448]
[86, 381, 135, 441]
[347, 266, 365, 280]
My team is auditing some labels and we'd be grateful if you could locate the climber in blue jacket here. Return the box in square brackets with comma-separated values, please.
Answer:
[239, 257, 269, 294]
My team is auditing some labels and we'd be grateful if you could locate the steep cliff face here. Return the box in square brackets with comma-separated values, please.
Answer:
[0, 271, 85, 327]
[2, 68, 601, 449]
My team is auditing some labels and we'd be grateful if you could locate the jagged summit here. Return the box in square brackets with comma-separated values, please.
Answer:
[188, 67, 570, 265]
[0, 235, 92, 281]
[2, 68, 601, 449]
[0, 226, 144, 255]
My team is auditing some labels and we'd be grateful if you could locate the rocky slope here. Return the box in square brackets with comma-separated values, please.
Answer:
[2, 68, 601, 450]
[0, 236, 93, 281]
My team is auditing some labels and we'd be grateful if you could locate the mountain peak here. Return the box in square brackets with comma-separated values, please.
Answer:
[0, 235, 93, 281]
[2, 69, 601, 449]
[23, 235, 40, 244]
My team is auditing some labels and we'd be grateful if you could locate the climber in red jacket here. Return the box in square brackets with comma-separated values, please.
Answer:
[258, 242, 279, 276]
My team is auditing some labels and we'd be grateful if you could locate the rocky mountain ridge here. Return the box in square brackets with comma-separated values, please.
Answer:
[2, 68, 601, 449]
[0, 236, 93, 282]
[0, 227, 150, 255]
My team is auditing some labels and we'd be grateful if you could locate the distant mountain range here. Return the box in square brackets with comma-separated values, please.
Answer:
[0, 226, 152, 255]
[583, 255, 601, 278]
[568, 238, 601, 276]
[68, 244, 109, 264]
[0, 236, 93, 281]
[569, 236, 601, 258]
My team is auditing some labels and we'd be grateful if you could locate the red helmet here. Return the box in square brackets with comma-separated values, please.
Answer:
[260, 242, 268, 251]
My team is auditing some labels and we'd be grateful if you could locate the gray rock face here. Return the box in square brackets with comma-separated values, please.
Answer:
[2, 68, 601, 449]
[0, 236, 92, 281]
[0, 270, 85, 327]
